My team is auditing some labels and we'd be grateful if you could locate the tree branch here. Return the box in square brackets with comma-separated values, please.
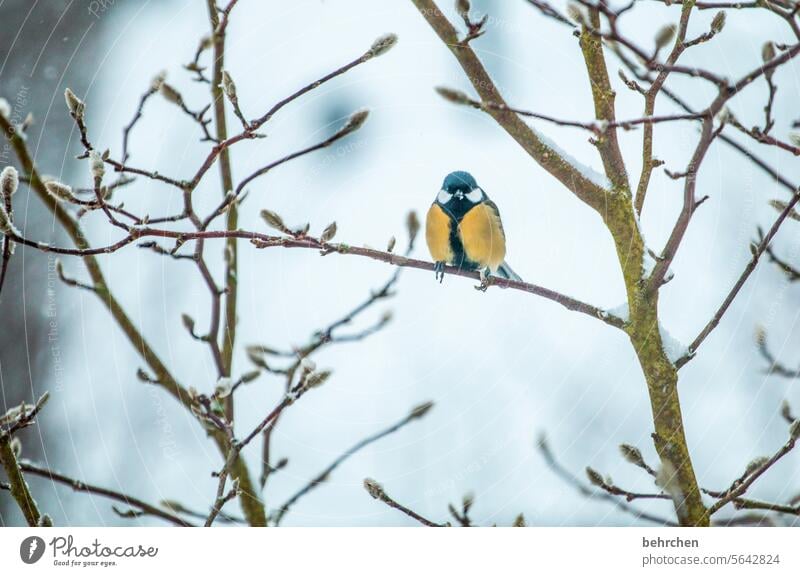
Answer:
[537, 434, 676, 526]
[0, 442, 41, 526]
[410, 0, 611, 212]
[272, 401, 434, 525]
[578, 6, 629, 192]
[3, 224, 627, 330]
[17, 461, 193, 527]
[677, 190, 800, 367]
[363, 478, 443, 527]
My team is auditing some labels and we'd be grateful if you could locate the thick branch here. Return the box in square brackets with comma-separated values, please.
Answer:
[0, 441, 41, 526]
[579, 7, 629, 192]
[410, 0, 611, 211]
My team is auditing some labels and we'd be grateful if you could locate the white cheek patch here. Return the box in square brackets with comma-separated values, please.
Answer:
[466, 188, 483, 203]
[437, 189, 452, 204]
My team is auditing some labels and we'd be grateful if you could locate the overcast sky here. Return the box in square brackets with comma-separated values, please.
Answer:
[9, 0, 800, 526]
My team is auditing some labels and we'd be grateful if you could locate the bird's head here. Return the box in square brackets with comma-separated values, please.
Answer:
[436, 171, 484, 207]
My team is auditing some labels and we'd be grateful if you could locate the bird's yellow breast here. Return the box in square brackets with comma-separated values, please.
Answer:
[425, 203, 454, 263]
[458, 203, 506, 272]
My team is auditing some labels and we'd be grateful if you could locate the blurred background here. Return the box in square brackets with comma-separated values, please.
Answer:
[1, 0, 799, 526]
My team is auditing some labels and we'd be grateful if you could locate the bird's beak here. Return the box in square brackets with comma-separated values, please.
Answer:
[454, 191, 464, 200]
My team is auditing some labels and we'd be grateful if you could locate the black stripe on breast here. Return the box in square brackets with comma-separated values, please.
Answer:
[441, 202, 480, 271]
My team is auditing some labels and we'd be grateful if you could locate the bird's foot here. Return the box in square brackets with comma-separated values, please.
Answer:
[474, 268, 490, 292]
[434, 261, 445, 283]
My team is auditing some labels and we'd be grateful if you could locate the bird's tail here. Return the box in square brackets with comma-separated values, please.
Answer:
[496, 261, 522, 282]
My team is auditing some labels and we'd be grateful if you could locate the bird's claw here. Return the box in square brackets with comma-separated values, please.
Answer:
[434, 261, 445, 283]
[474, 268, 490, 292]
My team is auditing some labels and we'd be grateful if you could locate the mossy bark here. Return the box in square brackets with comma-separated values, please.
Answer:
[0, 438, 41, 526]
[604, 196, 709, 526]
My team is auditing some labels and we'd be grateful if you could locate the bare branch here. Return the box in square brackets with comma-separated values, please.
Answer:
[2, 225, 626, 330]
[706, 424, 799, 515]
[677, 191, 800, 367]
[410, 0, 611, 211]
[273, 401, 434, 525]
[18, 461, 194, 527]
[363, 478, 443, 527]
[537, 434, 677, 526]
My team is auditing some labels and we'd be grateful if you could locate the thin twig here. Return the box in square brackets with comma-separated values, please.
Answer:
[537, 434, 677, 526]
[677, 190, 800, 367]
[363, 478, 443, 527]
[273, 401, 434, 525]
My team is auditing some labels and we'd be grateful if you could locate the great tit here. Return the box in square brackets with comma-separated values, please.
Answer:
[425, 171, 520, 283]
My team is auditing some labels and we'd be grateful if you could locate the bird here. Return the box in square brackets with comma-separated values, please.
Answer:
[425, 171, 521, 285]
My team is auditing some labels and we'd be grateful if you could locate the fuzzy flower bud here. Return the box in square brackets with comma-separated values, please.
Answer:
[363, 477, 385, 500]
[711, 11, 726, 34]
[367, 33, 398, 58]
[320, 221, 337, 243]
[1, 166, 19, 199]
[220, 70, 237, 103]
[64, 88, 85, 121]
[435, 86, 472, 106]
[619, 444, 647, 469]
[337, 109, 369, 138]
[45, 180, 75, 202]
[89, 150, 105, 181]
[159, 82, 183, 105]
[655, 24, 677, 50]
[409, 401, 434, 420]
[762, 41, 776, 63]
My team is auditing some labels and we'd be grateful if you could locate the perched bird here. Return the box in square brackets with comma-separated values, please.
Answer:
[425, 171, 520, 284]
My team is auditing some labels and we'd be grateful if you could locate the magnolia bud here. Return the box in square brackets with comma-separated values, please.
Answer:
[409, 401, 434, 420]
[337, 109, 369, 137]
[89, 150, 105, 181]
[159, 82, 183, 105]
[655, 24, 677, 50]
[45, 180, 75, 202]
[762, 41, 776, 63]
[435, 86, 472, 106]
[260, 209, 287, 232]
[363, 478, 385, 499]
[711, 11, 726, 34]
[1, 166, 19, 199]
[64, 88, 85, 121]
[320, 221, 337, 243]
[220, 70, 237, 103]
[367, 33, 398, 58]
